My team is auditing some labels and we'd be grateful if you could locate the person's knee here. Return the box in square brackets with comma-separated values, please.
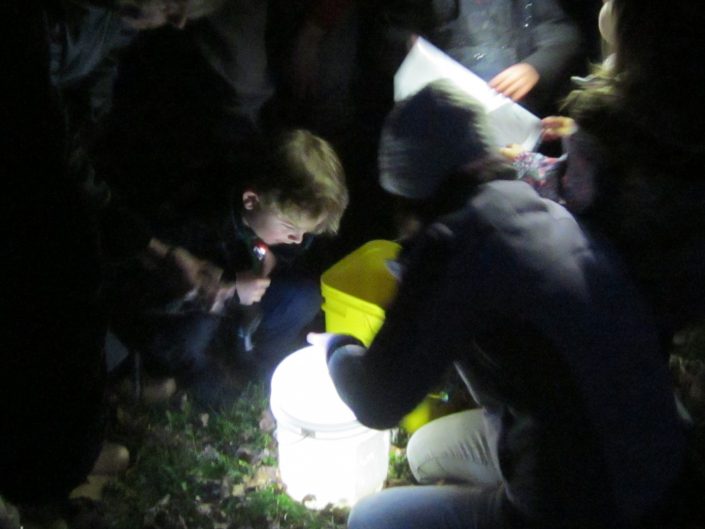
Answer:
[347, 492, 386, 529]
[406, 410, 498, 485]
[347, 487, 447, 529]
[405, 414, 463, 481]
[405, 443, 423, 482]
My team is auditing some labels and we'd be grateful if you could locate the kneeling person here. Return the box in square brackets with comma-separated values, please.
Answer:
[112, 129, 348, 405]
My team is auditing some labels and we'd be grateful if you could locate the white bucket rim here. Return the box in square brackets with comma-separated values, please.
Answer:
[269, 345, 371, 435]
[269, 392, 369, 436]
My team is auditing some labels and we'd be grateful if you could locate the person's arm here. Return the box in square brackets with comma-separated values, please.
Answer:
[518, 0, 583, 97]
[141, 239, 226, 306]
[490, 0, 583, 104]
[489, 63, 540, 102]
[232, 269, 271, 305]
[326, 222, 478, 429]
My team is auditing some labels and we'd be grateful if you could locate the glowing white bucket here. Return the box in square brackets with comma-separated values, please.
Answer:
[270, 345, 390, 509]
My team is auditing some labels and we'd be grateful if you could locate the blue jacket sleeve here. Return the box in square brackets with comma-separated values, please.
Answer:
[327, 222, 480, 429]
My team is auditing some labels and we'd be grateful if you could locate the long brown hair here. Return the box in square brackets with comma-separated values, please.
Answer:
[561, 0, 705, 331]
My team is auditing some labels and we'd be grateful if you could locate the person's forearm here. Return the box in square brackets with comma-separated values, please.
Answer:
[523, 0, 582, 83]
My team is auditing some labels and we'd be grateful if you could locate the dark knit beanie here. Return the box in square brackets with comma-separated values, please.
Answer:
[379, 79, 495, 199]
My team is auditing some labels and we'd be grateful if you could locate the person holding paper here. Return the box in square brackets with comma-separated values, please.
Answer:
[317, 79, 689, 529]
[429, 0, 583, 115]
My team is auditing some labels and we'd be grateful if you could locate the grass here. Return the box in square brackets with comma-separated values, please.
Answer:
[97, 332, 705, 529]
[94, 364, 475, 529]
[99, 382, 395, 529]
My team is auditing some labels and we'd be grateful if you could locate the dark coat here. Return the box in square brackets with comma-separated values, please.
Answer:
[430, 0, 583, 115]
[328, 180, 686, 527]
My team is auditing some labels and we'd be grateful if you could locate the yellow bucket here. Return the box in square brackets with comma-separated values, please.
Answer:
[321, 240, 401, 346]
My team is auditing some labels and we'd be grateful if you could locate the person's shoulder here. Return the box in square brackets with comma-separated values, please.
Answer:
[459, 179, 589, 264]
[470, 179, 573, 224]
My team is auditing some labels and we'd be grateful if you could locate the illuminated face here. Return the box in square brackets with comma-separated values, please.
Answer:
[241, 191, 322, 246]
[118, 0, 194, 30]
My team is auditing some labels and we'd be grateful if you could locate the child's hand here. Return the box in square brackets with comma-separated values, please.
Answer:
[235, 271, 271, 305]
[541, 116, 576, 142]
[499, 143, 525, 161]
[489, 63, 540, 101]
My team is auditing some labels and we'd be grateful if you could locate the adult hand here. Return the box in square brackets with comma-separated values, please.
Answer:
[289, 21, 325, 101]
[235, 270, 271, 305]
[541, 116, 577, 142]
[489, 63, 540, 102]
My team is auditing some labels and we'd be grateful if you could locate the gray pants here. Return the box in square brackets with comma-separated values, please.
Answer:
[407, 409, 501, 486]
[347, 410, 512, 529]
[347, 483, 509, 529]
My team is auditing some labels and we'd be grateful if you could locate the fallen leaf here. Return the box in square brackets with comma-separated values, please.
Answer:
[259, 410, 275, 432]
[231, 484, 246, 497]
[245, 466, 278, 490]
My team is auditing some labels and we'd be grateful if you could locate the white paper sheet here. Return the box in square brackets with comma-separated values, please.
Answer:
[394, 37, 542, 151]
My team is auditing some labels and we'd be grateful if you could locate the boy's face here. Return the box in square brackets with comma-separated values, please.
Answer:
[241, 191, 321, 246]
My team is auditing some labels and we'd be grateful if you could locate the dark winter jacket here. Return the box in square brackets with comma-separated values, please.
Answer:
[327, 179, 686, 528]
[430, 0, 583, 114]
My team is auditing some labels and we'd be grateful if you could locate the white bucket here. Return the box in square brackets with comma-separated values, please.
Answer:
[270, 345, 390, 509]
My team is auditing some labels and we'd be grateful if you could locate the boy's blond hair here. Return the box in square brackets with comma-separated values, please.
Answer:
[254, 129, 348, 235]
